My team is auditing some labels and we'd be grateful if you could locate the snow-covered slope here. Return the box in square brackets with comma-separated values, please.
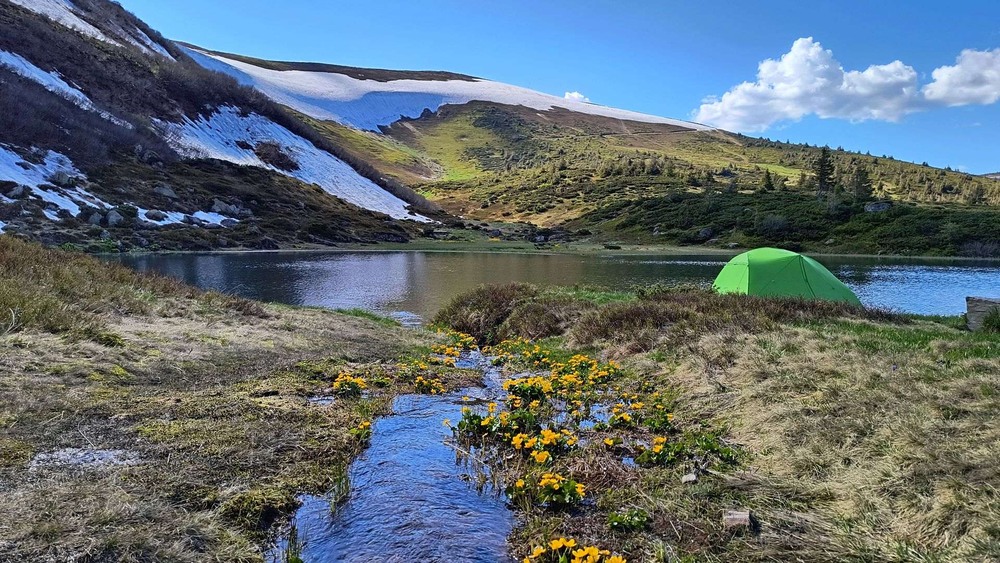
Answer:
[182, 47, 713, 132]
[8, 0, 173, 59]
[158, 106, 429, 222]
[0, 145, 111, 219]
[0, 50, 129, 127]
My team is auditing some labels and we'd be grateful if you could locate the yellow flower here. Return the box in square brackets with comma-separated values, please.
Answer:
[549, 538, 565, 550]
[603, 438, 615, 446]
[607, 556, 626, 563]
[531, 450, 551, 464]
[515, 479, 525, 488]
[652, 444, 664, 454]
[575, 483, 585, 497]
[530, 546, 547, 558]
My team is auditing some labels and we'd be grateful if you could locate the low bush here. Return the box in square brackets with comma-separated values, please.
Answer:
[432, 282, 538, 343]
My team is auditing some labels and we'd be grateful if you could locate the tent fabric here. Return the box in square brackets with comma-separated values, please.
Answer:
[713, 248, 862, 305]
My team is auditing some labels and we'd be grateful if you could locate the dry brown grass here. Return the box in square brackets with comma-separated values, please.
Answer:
[439, 284, 1000, 562]
[0, 238, 446, 561]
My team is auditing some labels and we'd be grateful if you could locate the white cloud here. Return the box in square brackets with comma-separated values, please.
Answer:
[564, 91, 590, 102]
[923, 48, 1000, 106]
[695, 38, 1000, 132]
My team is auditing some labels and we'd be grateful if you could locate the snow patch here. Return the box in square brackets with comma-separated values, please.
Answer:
[0, 145, 111, 219]
[159, 106, 430, 222]
[0, 220, 6, 233]
[137, 208, 238, 227]
[8, 0, 120, 46]
[30, 448, 139, 469]
[134, 28, 175, 60]
[0, 50, 131, 127]
[183, 47, 713, 132]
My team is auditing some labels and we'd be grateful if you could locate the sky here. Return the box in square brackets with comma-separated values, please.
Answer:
[120, 0, 1000, 173]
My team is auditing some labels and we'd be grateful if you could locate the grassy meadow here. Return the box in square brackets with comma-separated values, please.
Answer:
[0, 237, 475, 561]
[435, 283, 1000, 562]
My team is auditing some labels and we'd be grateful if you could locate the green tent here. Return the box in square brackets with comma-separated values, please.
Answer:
[713, 247, 862, 305]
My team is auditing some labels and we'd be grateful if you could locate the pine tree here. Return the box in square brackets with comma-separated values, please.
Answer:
[849, 166, 873, 201]
[814, 147, 835, 198]
[761, 170, 775, 191]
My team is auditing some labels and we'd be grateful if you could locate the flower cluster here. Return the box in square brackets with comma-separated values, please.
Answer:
[349, 420, 372, 442]
[414, 375, 446, 394]
[522, 537, 625, 563]
[332, 371, 367, 398]
[508, 472, 585, 507]
[510, 428, 578, 463]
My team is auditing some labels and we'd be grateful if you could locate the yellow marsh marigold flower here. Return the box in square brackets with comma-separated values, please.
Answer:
[604, 438, 615, 446]
[653, 436, 667, 445]
[575, 483, 585, 497]
[531, 450, 551, 463]
[515, 479, 525, 488]
[607, 556, 626, 563]
[530, 545, 547, 557]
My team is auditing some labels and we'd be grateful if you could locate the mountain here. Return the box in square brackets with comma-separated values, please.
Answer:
[3, 0, 1000, 255]
[0, 0, 435, 251]
[182, 45, 1000, 256]
[986, 172, 1000, 180]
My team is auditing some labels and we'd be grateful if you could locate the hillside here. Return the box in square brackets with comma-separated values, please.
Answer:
[3, 2, 1000, 255]
[186, 47, 1000, 256]
[0, 0, 433, 251]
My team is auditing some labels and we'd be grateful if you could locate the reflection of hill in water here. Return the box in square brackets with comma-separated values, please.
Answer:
[112, 252, 1000, 318]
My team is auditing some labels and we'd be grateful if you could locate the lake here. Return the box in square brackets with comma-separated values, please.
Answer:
[112, 250, 1000, 322]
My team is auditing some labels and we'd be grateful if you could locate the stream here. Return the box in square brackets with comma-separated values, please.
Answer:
[268, 352, 514, 562]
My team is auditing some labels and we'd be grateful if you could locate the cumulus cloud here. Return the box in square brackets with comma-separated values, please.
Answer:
[923, 48, 1000, 106]
[564, 91, 590, 102]
[695, 38, 1000, 132]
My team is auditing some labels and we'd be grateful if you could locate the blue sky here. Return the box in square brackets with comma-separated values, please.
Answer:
[121, 0, 999, 173]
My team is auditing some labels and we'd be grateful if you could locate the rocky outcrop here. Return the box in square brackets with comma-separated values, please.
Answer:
[967, 297, 1000, 331]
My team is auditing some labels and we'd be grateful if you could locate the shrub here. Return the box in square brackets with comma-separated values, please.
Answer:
[982, 308, 1000, 333]
[432, 282, 538, 343]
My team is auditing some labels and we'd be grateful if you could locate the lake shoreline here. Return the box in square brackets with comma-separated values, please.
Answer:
[98, 239, 1000, 263]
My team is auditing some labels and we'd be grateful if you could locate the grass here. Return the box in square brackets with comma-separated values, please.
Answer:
[0, 238, 470, 561]
[437, 284, 1000, 562]
[334, 308, 401, 327]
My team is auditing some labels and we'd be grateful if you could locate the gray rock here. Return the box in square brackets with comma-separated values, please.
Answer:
[864, 201, 893, 213]
[99, 230, 111, 240]
[153, 184, 177, 199]
[698, 227, 715, 240]
[681, 473, 699, 484]
[106, 210, 125, 227]
[220, 218, 239, 228]
[144, 209, 167, 221]
[725, 242, 741, 249]
[6, 185, 25, 199]
[48, 171, 73, 187]
[967, 296, 1000, 331]
[723, 509, 754, 531]
[87, 212, 104, 225]
[211, 199, 239, 215]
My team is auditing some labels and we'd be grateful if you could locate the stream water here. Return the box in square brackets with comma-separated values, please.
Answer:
[268, 353, 514, 563]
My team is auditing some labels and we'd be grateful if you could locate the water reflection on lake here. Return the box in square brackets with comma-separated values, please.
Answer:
[112, 250, 1000, 322]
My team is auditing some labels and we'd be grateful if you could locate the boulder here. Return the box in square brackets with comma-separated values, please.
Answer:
[220, 218, 239, 228]
[153, 184, 178, 199]
[87, 212, 104, 225]
[864, 201, 893, 213]
[967, 297, 1000, 331]
[144, 210, 167, 222]
[49, 171, 73, 187]
[211, 199, 234, 214]
[6, 185, 25, 199]
[723, 510, 755, 533]
[106, 210, 125, 227]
